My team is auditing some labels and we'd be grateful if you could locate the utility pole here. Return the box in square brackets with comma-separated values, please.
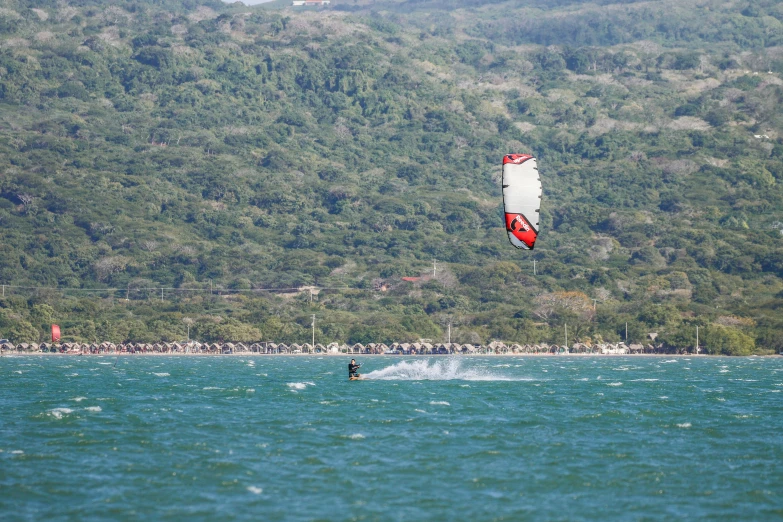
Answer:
[565, 323, 568, 350]
[433, 258, 437, 278]
[161, 287, 164, 302]
[592, 299, 597, 310]
[448, 321, 451, 344]
[625, 322, 628, 342]
[210, 280, 213, 295]
[533, 260, 537, 275]
[2, 285, 4, 297]
[311, 314, 316, 348]
[695, 326, 699, 354]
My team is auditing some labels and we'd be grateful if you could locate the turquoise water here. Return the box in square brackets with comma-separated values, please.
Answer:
[1, 355, 782, 520]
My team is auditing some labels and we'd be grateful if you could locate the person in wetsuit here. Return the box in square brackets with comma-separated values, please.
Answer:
[348, 359, 361, 379]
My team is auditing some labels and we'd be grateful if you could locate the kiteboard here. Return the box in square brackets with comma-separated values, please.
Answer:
[349, 376, 365, 381]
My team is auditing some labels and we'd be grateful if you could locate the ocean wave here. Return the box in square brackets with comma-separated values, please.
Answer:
[347, 434, 365, 440]
[429, 401, 450, 406]
[71, 397, 87, 402]
[247, 486, 263, 494]
[362, 359, 526, 381]
[48, 408, 73, 419]
[677, 423, 692, 428]
[287, 382, 315, 390]
[607, 382, 623, 386]
[84, 406, 102, 412]
[153, 372, 170, 377]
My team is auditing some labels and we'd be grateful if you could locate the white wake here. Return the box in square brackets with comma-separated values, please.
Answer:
[362, 358, 525, 381]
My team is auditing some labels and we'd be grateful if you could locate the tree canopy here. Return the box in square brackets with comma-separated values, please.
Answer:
[0, 0, 781, 353]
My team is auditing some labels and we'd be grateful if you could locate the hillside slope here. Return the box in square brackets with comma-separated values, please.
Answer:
[0, 0, 781, 352]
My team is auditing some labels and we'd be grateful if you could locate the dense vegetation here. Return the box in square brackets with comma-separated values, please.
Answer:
[0, 0, 782, 354]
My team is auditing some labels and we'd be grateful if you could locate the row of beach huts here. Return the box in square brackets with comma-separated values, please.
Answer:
[1, 341, 658, 355]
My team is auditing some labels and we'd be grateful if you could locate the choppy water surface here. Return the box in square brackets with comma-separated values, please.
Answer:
[1, 356, 782, 520]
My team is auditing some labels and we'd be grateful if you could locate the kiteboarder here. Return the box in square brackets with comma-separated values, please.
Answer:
[348, 359, 362, 380]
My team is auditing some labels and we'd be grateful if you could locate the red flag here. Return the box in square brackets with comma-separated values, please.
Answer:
[51, 324, 61, 343]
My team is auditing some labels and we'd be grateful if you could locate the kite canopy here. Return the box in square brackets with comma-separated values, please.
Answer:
[502, 154, 541, 250]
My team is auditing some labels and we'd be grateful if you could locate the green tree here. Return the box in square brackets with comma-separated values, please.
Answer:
[705, 325, 756, 356]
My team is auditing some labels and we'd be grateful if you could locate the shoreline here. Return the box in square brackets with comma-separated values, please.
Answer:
[6, 340, 773, 356]
[1, 352, 778, 357]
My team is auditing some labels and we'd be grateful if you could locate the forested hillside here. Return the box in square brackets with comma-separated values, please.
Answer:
[0, 0, 782, 353]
